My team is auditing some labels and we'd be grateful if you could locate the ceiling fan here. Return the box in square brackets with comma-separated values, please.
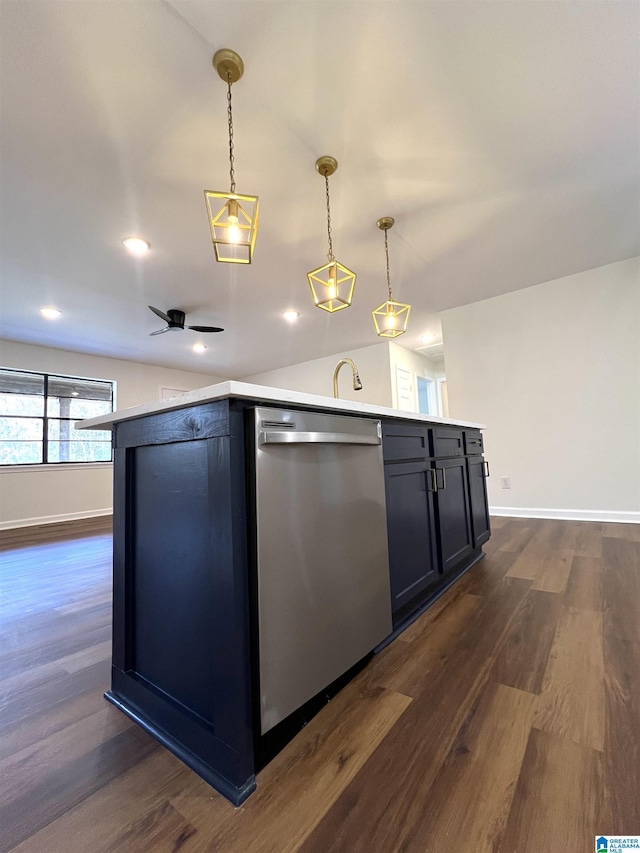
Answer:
[148, 306, 224, 336]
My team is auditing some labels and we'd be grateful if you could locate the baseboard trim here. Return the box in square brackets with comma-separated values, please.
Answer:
[489, 506, 640, 524]
[0, 508, 113, 531]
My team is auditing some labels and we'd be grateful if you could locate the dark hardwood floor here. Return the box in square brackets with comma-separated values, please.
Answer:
[0, 515, 113, 551]
[1, 517, 638, 852]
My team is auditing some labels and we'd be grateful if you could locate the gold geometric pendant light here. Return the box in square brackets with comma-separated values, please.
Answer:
[372, 217, 411, 337]
[307, 156, 356, 312]
[204, 49, 259, 264]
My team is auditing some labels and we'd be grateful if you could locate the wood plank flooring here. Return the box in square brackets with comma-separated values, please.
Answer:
[1, 517, 638, 852]
[0, 515, 113, 551]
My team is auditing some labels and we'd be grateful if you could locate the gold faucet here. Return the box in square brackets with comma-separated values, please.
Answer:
[333, 358, 363, 399]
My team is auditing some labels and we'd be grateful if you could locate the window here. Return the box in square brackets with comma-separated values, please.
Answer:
[0, 368, 114, 465]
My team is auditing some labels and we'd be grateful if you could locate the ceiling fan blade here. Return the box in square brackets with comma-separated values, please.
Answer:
[149, 326, 170, 336]
[149, 305, 171, 323]
[188, 325, 225, 333]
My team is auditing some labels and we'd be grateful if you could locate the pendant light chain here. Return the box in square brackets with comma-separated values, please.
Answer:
[384, 227, 393, 300]
[308, 156, 355, 312]
[372, 216, 408, 335]
[206, 49, 258, 263]
[325, 174, 334, 261]
[226, 74, 236, 193]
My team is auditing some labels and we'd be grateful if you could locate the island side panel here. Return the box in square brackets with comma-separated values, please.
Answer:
[107, 400, 256, 805]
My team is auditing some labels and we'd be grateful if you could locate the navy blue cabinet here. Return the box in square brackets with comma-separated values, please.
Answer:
[384, 461, 438, 612]
[381, 423, 430, 462]
[467, 455, 491, 547]
[382, 420, 490, 622]
[108, 400, 256, 807]
[433, 455, 474, 573]
[431, 426, 465, 458]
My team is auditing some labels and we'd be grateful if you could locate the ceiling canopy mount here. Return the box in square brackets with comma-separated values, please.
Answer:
[212, 49, 244, 83]
[315, 156, 338, 178]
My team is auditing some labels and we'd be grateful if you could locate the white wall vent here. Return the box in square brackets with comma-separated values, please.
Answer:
[415, 342, 444, 360]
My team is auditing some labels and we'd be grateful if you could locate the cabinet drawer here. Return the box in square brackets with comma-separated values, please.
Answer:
[431, 427, 464, 458]
[382, 423, 430, 461]
[464, 430, 484, 455]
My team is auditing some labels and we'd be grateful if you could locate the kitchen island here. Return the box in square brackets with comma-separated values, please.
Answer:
[80, 382, 490, 806]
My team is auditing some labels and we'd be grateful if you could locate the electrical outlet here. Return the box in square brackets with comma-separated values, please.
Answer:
[500, 476, 511, 489]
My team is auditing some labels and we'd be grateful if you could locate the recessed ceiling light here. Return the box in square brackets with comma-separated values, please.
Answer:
[71, 391, 79, 397]
[40, 307, 62, 320]
[420, 333, 436, 342]
[283, 310, 299, 323]
[192, 343, 207, 354]
[123, 236, 151, 255]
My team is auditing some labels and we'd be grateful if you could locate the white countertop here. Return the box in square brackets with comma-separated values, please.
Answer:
[78, 380, 485, 430]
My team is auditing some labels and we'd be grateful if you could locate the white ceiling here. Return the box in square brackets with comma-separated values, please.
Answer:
[1, 1, 638, 378]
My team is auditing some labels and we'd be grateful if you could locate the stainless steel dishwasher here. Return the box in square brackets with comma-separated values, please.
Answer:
[254, 406, 392, 734]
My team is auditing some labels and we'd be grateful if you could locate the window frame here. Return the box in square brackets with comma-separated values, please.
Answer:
[0, 367, 115, 467]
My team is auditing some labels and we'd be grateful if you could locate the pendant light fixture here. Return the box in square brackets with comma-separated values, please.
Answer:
[307, 156, 356, 313]
[372, 217, 411, 337]
[204, 49, 259, 264]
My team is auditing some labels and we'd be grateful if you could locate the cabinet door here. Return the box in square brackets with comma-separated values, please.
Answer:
[384, 462, 438, 613]
[467, 456, 491, 547]
[433, 457, 474, 573]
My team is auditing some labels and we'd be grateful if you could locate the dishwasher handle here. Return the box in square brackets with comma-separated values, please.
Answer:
[259, 430, 381, 446]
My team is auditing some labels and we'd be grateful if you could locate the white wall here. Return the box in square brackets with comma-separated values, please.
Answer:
[441, 257, 640, 522]
[243, 342, 394, 407]
[0, 340, 226, 527]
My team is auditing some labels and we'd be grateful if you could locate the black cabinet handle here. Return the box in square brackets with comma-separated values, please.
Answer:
[436, 467, 447, 490]
[484, 460, 490, 477]
[426, 468, 437, 492]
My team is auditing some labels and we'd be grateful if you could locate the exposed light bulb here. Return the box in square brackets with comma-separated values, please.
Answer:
[227, 221, 240, 243]
[327, 263, 337, 299]
[227, 199, 241, 243]
[123, 237, 151, 255]
[40, 307, 62, 320]
[386, 312, 396, 330]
